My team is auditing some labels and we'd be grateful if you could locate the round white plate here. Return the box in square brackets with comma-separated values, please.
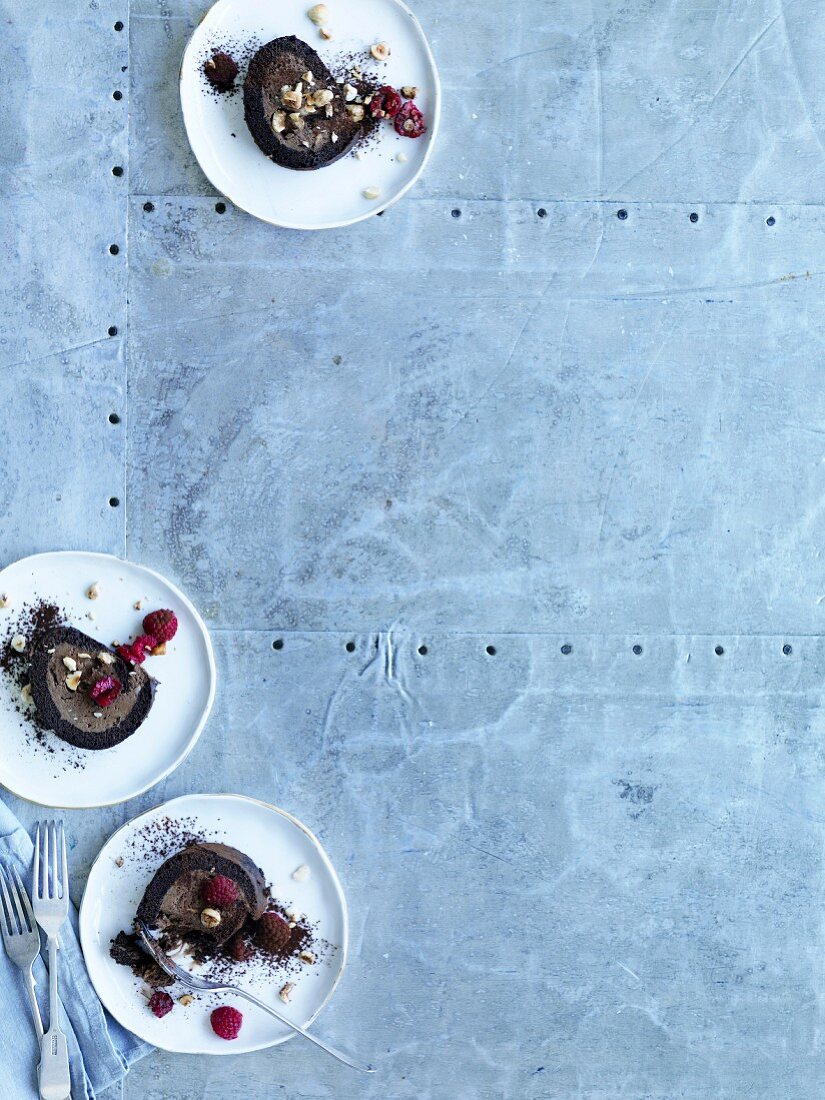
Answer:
[0, 551, 215, 808]
[180, 0, 440, 229]
[79, 793, 348, 1054]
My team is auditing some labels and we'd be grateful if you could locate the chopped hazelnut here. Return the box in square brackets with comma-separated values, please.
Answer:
[10, 635, 26, 653]
[303, 70, 315, 85]
[62, 657, 77, 672]
[282, 87, 303, 111]
[299, 949, 316, 964]
[311, 88, 334, 107]
[362, 186, 381, 200]
[98, 651, 115, 665]
[319, 26, 333, 39]
[291, 864, 311, 882]
[65, 671, 82, 692]
[151, 641, 167, 656]
[279, 982, 295, 1003]
[343, 83, 358, 102]
[271, 110, 287, 134]
[370, 42, 391, 61]
[133, 600, 142, 611]
[87, 582, 100, 600]
[289, 112, 305, 129]
[307, 3, 329, 24]
[200, 908, 222, 929]
[20, 683, 32, 705]
[397, 151, 408, 163]
[0, 594, 8, 609]
[114, 856, 124, 868]
[401, 85, 418, 99]
[179, 994, 195, 1007]
[346, 104, 365, 122]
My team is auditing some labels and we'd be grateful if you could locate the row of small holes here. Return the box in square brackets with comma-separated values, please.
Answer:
[141, 202, 227, 215]
[264, 640, 796, 656]
[616, 208, 776, 227]
[110, 21, 126, 492]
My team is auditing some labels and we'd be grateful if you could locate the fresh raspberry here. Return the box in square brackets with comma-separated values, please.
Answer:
[116, 634, 157, 665]
[89, 675, 122, 707]
[394, 101, 426, 138]
[143, 609, 178, 644]
[148, 990, 174, 1019]
[203, 875, 241, 907]
[369, 85, 402, 119]
[229, 935, 253, 962]
[211, 1005, 243, 1040]
[255, 912, 291, 955]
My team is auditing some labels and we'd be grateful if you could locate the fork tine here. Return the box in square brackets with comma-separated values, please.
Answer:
[50, 820, 59, 900]
[11, 867, 35, 931]
[5, 865, 29, 933]
[0, 866, 17, 935]
[60, 823, 68, 903]
[34, 822, 41, 898]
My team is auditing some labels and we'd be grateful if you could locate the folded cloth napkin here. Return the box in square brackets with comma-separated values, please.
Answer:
[0, 798, 151, 1099]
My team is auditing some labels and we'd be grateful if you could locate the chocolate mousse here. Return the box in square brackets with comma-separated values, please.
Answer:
[243, 36, 375, 171]
[28, 626, 155, 750]
[136, 842, 267, 951]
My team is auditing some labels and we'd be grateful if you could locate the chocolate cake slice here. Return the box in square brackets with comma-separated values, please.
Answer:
[28, 626, 155, 750]
[243, 36, 373, 170]
[136, 842, 267, 950]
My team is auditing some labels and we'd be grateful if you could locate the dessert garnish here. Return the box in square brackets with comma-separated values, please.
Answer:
[394, 101, 426, 138]
[369, 85, 401, 119]
[148, 990, 174, 1019]
[211, 1005, 243, 1040]
[203, 51, 239, 93]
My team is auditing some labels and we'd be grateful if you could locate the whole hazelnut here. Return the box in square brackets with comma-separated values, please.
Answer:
[307, 3, 329, 24]
[200, 908, 222, 929]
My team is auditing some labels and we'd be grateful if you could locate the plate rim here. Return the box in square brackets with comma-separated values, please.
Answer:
[0, 550, 217, 809]
[78, 792, 350, 1055]
[178, 0, 442, 230]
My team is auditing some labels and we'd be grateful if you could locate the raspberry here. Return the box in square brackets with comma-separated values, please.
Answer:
[89, 675, 122, 707]
[148, 990, 174, 1019]
[394, 101, 426, 138]
[229, 935, 252, 962]
[255, 912, 291, 955]
[369, 85, 402, 119]
[116, 634, 156, 665]
[203, 875, 240, 907]
[211, 1005, 243, 1040]
[143, 609, 178, 644]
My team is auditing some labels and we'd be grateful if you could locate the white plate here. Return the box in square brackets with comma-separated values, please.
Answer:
[79, 793, 348, 1054]
[180, 0, 441, 229]
[0, 551, 215, 808]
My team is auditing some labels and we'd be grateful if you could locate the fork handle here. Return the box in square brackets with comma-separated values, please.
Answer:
[39, 937, 70, 1100]
[23, 965, 44, 1043]
[229, 987, 374, 1073]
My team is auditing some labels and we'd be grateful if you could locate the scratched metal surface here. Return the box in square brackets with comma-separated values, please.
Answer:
[3, 0, 825, 1097]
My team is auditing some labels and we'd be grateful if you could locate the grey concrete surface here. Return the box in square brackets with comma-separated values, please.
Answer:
[3, 0, 825, 1097]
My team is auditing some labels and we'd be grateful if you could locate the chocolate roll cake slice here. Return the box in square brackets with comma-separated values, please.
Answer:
[136, 842, 267, 950]
[28, 625, 155, 750]
[244, 36, 373, 170]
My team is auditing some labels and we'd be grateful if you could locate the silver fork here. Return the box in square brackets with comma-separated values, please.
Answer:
[137, 921, 374, 1072]
[0, 863, 45, 1046]
[33, 822, 71, 1100]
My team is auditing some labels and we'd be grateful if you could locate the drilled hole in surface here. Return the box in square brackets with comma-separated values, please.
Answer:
[112, 165, 124, 177]
[617, 208, 628, 220]
[632, 644, 643, 655]
[109, 244, 120, 255]
[689, 212, 699, 223]
[451, 208, 461, 219]
[417, 645, 428, 656]
[561, 643, 573, 655]
[486, 645, 497, 656]
[715, 645, 724, 656]
[215, 201, 227, 214]
[783, 643, 792, 655]
[114, 20, 124, 30]
[272, 638, 283, 651]
[108, 413, 121, 425]
[345, 641, 356, 653]
[766, 215, 776, 226]
[112, 89, 123, 100]
[143, 201, 154, 213]
[108, 496, 120, 508]
[537, 208, 547, 218]
[107, 325, 118, 337]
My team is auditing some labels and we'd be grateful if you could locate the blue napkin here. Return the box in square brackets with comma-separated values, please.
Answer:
[0, 801, 150, 1099]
